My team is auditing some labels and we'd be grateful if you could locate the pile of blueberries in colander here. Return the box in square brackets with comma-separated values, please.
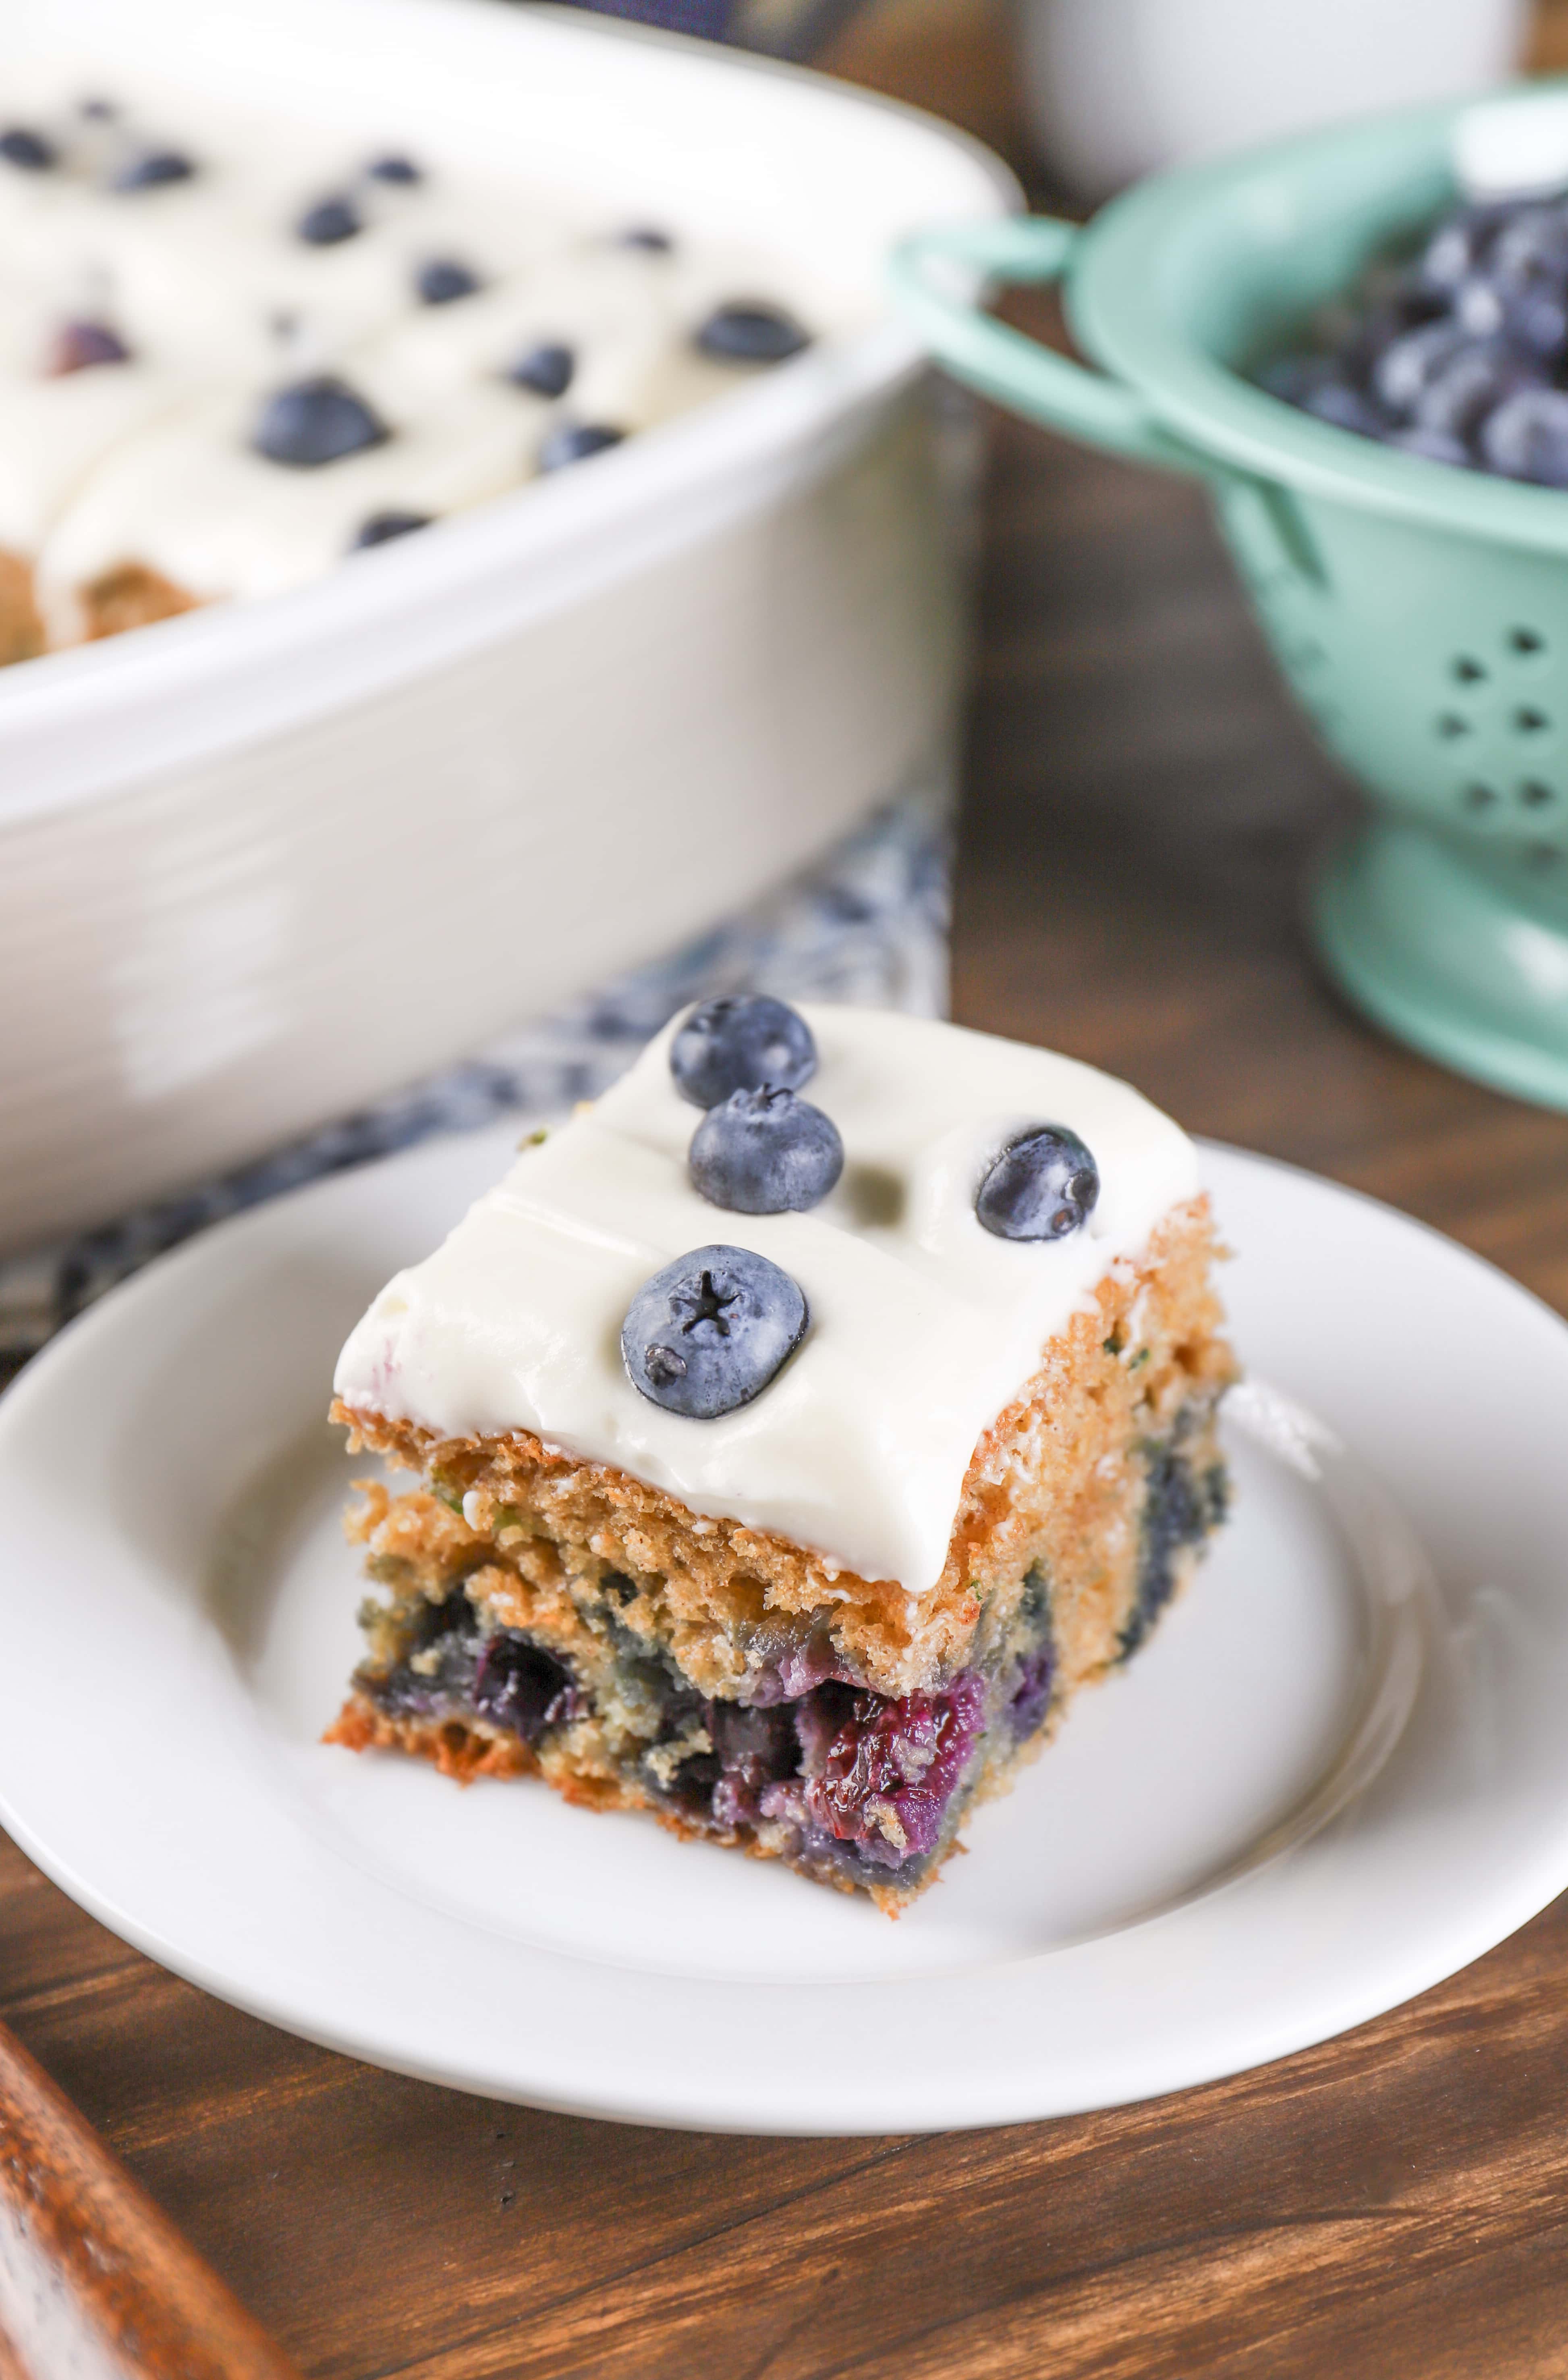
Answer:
[1259, 190, 1568, 486]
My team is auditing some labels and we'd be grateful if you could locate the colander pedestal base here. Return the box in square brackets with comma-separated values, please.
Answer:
[1313, 822, 1568, 1112]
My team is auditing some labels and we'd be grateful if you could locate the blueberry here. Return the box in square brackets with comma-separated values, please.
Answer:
[371, 1585, 482, 1718]
[1301, 378, 1390, 440]
[1008, 1645, 1055, 1741]
[689, 1086, 843, 1215]
[670, 995, 816, 1108]
[46, 318, 131, 376]
[1388, 424, 1471, 466]
[0, 127, 56, 171]
[110, 147, 195, 192]
[415, 255, 481, 305]
[251, 374, 390, 467]
[296, 194, 361, 246]
[1492, 204, 1568, 277]
[1415, 343, 1542, 440]
[695, 301, 810, 364]
[1454, 275, 1508, 340]
[1261, 353, 1387, 437]
[472, 1632, 579, 1743]
[656, 1693, 801, 1827]
[621, 1245, 807, 1418]
[976, 1124, 1099, 1242]
[798, 1673, 985, 1866]
[1505, 287, 1568, 357]
[410, 1585, 476, 1653]
[1480, 386, 1568, 485]
[508, 341, 575, 399]
[1417, 203, 1512, 297]
[618, 225, 673, 253]
[1344, 281, 1446, 363]
[1455, 273, 1568, 357]
[537, 420, 624, 471]
[1257, 192, 1568, 482]
[1487, 207, 1568, 340]
[1120, 1449, 1222, 1656]
[707, 1701, 801, 1827]
[351, 509, 431, 548]
[367, 152, 422, 184]
[1371, 319, 1469, 416]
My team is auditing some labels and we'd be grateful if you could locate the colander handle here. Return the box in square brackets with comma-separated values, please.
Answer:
[889, 216, 1205, 476]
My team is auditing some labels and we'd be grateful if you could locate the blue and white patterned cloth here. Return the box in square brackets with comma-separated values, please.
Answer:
[0, 781, 950, 1385]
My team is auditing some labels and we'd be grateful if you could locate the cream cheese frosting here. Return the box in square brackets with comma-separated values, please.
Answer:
[334, 1007, 1201, 1597]
[33, 378, 544, 629]
[0, 71, 847, 638]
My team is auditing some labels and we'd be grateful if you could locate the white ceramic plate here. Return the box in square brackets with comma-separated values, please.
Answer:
[2, 1129, 1566, 2134]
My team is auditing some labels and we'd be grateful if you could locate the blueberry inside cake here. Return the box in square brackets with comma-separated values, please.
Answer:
[329, 1002, 1235, 1911]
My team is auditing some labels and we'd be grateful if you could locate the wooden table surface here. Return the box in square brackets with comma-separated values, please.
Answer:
[9, 23, 1568, 2380]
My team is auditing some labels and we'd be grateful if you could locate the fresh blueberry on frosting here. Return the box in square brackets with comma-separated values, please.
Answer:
[367, 152, 423, 184]
[670, 995, 816, 1109]
[695, 301, 810, 364]
[296, 194, 362, 246]
[46, 319, 131, 376]
[0, 127, 58, 171]
[689, 1087, 843, 1215]
[508, 341, 575, 399]
[976, 1125, 1100, 1242]
[110, 147, 195, 192]
[415, 256, 482, 306]
[251, 374, 391, 468]
[351, 509, 431, 548]
[622, 1246, 808, 1419]
[537, 420, 624, 471]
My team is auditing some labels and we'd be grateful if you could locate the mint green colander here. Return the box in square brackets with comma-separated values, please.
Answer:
[891, 91, 1568, 1109]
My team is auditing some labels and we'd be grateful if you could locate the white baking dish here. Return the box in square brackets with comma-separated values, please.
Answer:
[0, 0, 1013, 1256]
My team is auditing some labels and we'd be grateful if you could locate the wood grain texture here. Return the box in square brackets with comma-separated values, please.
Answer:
[1530, 0, 1568, 67]
[0, 2016, 301, 2380]
[5, 12, 1568, 2376]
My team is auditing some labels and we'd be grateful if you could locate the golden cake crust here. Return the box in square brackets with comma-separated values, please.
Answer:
[76, 561, 201, 642]
[0, 549, 45, 665]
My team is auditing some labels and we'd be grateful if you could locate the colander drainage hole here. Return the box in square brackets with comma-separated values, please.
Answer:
[1451, 656, 1487, 683]
[1463, 784, 1499, 811]
[1521, 781, 1557, 808]
[1508, 627, 1546, 657]
[1514, 707, 1550, 734]
[1435, 713, 1471, 739]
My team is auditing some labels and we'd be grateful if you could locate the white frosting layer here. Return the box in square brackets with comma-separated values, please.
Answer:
[0, 69, 848, 626]
[334, 1008, 1200, 1597]
[34, 380, 543, 627]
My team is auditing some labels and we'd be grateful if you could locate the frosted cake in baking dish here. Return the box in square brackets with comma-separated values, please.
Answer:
[329, 1001, 1236, 1913]
[0, 81, 833, 661]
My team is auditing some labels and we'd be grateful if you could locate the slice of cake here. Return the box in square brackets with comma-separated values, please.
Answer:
[329, 1001, 1235, 1912]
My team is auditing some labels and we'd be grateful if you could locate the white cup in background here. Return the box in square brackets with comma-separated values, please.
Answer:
[1016, 0, 1531, 202]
